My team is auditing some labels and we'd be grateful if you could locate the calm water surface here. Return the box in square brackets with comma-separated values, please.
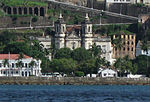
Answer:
[0, 85, 149, 102]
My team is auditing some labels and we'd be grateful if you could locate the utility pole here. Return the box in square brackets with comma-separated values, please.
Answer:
[100, 13, 102, 25]
[120, 4, 122, 15]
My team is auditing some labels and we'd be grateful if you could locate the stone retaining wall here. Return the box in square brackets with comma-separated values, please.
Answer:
[0, 77, 150, 85]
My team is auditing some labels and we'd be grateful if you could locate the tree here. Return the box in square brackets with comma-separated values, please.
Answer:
[29, 60, 37, 75]
[78, 58, 97, 75]
[72, 48, 92, 62]
[55, 48, 72, 59]
[3, 59, 9, 68]
[133, 55, 150, 76]
[50, 58, 77, 75]
[112, 36, 123, 50]
[16, 60, 24, 76]
[114, 56, 135, 76]
[89, 43, 102, 58]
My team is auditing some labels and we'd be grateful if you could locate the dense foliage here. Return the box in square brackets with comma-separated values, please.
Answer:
[0, 0, 48, 7]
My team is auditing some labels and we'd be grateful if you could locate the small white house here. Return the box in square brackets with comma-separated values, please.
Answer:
[98, 68, 118, 78]
[0, 54, 42, 77]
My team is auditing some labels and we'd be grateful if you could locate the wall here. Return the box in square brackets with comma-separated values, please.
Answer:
[0, 77, 150, 85]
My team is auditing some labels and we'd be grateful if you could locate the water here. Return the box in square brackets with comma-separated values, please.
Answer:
[0, 85, 149, 102]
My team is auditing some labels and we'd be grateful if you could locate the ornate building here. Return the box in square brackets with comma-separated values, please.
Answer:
[54, 13, 115, 64]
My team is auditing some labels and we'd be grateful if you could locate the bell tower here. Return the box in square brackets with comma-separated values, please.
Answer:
[54, 13, 66, 49]
[81, 13, 93, 49]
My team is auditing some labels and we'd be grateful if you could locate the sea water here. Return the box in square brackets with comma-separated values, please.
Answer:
[0, 85, 149, 102]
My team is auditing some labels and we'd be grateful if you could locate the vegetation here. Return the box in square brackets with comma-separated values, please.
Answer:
[0, 0, 48, 7]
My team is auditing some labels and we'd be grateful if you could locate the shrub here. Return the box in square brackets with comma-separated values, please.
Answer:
[75, 71, 85, 77]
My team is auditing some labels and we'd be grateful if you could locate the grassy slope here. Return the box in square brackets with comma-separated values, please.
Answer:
[2, 0, 48, 7]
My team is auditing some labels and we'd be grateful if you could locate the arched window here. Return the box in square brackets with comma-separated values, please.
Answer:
[34, 7, 38, 16]
[72, 42, 76, 50]
[13, 8, 17, 14]
[19, 7, 22, 15]
[40, 7, 44, 16]
[63, 26, 65, 32]
[88, 26, 90, 32]
[24, 7, 27, 15]
[7, 7, 11, 14]
[29, 7, 32, 15]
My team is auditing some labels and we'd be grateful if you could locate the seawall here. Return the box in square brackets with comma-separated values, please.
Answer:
[0, 77, 150, 85]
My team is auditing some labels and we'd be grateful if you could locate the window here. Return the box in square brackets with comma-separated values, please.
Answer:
[0, 63, 1, 67]
[123, 47, 125, 51]
[16, 71, 18, 74]
[131, 48, 133, 51]
[63, 26, 65, 32]
[72, 42, 76, 50]
[104, 73, 107, 76]
[12, 63, 14, 68]
[128, 41, 130, 45]
[128, 47, 130, 51]
[88, 26, 90, 32]
[3, 71, 6, 74]
[132, 41, 134, 45]
[25, 63, 28, 67]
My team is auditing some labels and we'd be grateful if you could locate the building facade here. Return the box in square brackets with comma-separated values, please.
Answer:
[136, 40, 150, 56]
[54, 13, 114, 64]
[112, 32, 136, 59]
[0, 54, 42, 77]
[98, 68, 118, 78]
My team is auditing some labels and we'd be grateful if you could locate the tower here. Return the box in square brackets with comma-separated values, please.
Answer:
[81, 13, 93, 49]
[54, 13, 66, 49]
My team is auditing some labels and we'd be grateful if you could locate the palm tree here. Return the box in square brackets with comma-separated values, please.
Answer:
[113, 36, 123, 50]
[29, 60, 37, 76]
[16, 53, 24, 76]
[16, 60, 23, 76]
[2, 59, 9, 76]
[89, 43, 102, 58]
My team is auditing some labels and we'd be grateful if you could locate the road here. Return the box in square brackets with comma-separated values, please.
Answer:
[0, 23, 134, 30]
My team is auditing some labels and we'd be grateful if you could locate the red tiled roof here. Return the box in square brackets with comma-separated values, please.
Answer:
[0, 54, 31, 60]
[67, 26, 81, 32]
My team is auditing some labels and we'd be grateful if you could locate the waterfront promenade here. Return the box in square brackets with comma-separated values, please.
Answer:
[0, 77, 150, 85]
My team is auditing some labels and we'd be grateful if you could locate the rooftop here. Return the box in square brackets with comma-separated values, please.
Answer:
[0, 54, 31, 60]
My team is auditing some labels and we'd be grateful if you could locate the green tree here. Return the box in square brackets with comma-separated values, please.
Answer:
[72, 48, 92, 62]
[89, 43, 102, 58]
[133, 55, 150, 76]
[3, 59, 9, 67]
[114, 56, 135, 76]
[112, 36, 123, 50]
[55, 48, 72, 59]
[50, 58, 77, 75]
[78, 58, 97, 75]
[29, 60, 37, 75]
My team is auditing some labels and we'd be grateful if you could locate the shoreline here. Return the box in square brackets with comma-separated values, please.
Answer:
[0, 77, 150, 85]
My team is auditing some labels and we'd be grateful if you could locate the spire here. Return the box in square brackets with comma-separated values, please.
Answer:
[55, 13, 65, 24]
[85, 13, 89, 20]
[81, 13, 91, 24]
[59, 13, 63, 19]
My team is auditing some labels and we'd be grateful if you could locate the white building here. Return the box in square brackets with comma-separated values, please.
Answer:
[94, 36, 115, 64]
[36, 36, 52, 60]
[136, 40, 150, 56]
[98, 68, 118, 77]
[106, 0, 136, 4]
[36, 36, 51, 50]
[0, 54, 42, 77]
